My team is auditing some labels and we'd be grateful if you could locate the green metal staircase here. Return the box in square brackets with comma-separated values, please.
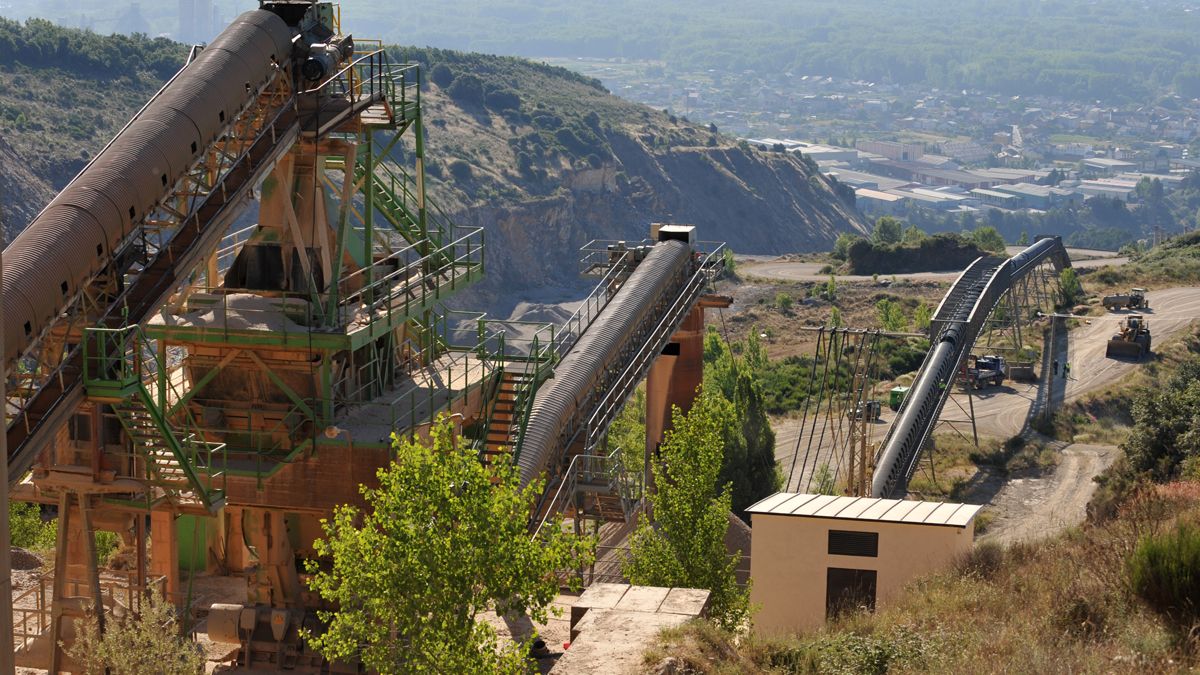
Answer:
[83, 326, 227, 514]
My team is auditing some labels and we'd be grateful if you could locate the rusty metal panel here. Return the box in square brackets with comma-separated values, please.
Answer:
[49, 186, 123, 253]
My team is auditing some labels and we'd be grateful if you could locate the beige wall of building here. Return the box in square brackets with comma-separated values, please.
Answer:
[750, 512, 974, 636]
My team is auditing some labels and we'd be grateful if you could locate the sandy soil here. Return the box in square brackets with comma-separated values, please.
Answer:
[981, 443, 1116, 545]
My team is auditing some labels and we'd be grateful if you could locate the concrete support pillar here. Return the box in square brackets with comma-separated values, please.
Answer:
[150, 510, 180, 600]
[224, 507, 248, 574]
[645, 305, 706, 460]
[245, 509, 303, 609]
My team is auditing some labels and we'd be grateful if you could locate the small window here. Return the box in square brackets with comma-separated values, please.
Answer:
[69, 414, 92, 442]
[828, 530, 878, 557]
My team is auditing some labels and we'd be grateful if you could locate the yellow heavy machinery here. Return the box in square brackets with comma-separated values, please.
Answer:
[1106, 314, 1152, 359]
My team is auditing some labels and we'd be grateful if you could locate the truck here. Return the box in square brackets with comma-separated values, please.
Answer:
[966, 354, 1007, 389]
[888, 386, 910, 411]
[1106, 314, 1152, 359]
[847, 400, 882, 421]
[1102, 288, 1149, 311]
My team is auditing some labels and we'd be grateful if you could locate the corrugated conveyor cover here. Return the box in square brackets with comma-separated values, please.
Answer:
[518, 240, 692, 487]
[0, 9, 293, 365]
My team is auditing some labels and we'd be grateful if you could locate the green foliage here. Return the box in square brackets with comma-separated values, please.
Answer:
[702, 328, 781, 517]
[901, 224, 928, 246]
[773, 291, 793, 312]
[820, 275, 838, 302]
[872, 216, 903, 246]
[67, 589, 205, 675]
[832, 232, 862, 261]
[624, 395, 750, 631]
[969, 226, 1007, 254]
[721, 247, 737, 278]
[829, 306, 843, 329]
[430, 62, 455, 87]
[1122, 361, 1200, 480]
[1129, 522, 1200, 628]
[446, 72, 486, 107]
[812, 463, 836, 495]
[0, 17, 184, 80]
[875, 298, 908, 332]
[607, 387, 647, 478]
[307, 418, 594, 672]
[846, 232, 986, 275]
[912, 301, 933, 331]
[9, 501, 54, 552]
[1059, 267, 1084, 307]
[1017, 230, 1030, 246]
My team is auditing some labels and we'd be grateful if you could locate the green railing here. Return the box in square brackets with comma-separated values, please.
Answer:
[82, 326, 227, 511]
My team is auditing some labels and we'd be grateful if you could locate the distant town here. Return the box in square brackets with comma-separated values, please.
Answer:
[554, 57, 1200, 232]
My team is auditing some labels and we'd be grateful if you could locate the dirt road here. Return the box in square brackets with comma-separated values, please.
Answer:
[982, 444, 1115, 545]
[743, 248, 1126, 283]
[1062, 287, 1200, 403]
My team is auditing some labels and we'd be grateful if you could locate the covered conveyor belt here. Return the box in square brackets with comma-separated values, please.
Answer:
[1, 6, 387, 484]
[518, 240, 696, 488]
[871, 236, 1072, 498]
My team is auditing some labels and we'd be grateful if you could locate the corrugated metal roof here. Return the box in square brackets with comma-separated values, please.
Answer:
[747, 492, 981, 528]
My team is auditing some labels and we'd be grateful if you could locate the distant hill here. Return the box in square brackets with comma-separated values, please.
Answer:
[0, 21, 865, 304]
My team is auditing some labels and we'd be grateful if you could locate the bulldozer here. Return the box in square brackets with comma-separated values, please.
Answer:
[1106, 314, 1152, 359]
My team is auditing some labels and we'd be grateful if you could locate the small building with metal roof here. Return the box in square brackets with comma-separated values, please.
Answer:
[747, 492, 981, 635]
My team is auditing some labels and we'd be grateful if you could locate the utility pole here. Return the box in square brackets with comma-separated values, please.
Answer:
[0, 208, 15, 675]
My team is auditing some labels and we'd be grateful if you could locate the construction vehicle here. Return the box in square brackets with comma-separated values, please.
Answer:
[1102, 288, 1149, 311]
[888, 386, 910, 411]
[847, 400, 882, 421]
[1106, 314, 1152, 359]
[967, 354, 1008, 388]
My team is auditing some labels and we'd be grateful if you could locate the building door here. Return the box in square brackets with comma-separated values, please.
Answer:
[826, 567, 877, 619]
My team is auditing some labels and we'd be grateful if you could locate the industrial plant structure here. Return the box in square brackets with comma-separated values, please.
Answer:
[1, 2, 727, 670]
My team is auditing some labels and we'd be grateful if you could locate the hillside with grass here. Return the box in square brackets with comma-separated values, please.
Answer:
[0, 21, 865, 304]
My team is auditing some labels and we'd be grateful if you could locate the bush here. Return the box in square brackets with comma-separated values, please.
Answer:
[430, 63, 454, 88]
[9, 501, 54, 552]
[1128, 522, 1200, 628]
[448, 159, 473, 181]
[774, 292, 794, 311]
[446, 73, 485, 107]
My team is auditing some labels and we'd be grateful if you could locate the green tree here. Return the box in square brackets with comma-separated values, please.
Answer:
[67, 589, 205, 675]
[1059, 267, 1084, 307]
[970, 226, 1007, 253]
[774, 291, 794, 312]
[876, 298, 908, 332]
[624, 394, 751, 630]
[307, 418, 594, 673]
[832, 232, 862, 260]
[901, 224, 928, 245]
[829, 306, 843, 328]
[872, 216, 903, 245]
[1016, 230, 1030, 246]
[912, 300, 933, 331]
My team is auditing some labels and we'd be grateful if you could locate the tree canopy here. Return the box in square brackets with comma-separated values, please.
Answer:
[624, 393, 751, 630]
[307, 419, 594, 673]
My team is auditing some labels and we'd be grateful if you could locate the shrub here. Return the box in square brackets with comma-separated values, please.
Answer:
[429, 63, 454, 88]
[448, 159, 473, 181]
[446, 73, 485, 107]
[9, 501, 54, 552]
[1128, 522, 1200, 628]
[774, 292, 794, 311]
